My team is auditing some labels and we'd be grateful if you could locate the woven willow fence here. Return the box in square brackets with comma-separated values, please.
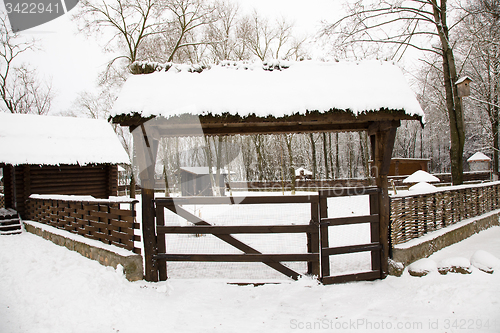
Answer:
[390, 182, 500, 246]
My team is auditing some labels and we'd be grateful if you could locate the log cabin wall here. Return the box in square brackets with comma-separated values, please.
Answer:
[4, 164, 118, 218]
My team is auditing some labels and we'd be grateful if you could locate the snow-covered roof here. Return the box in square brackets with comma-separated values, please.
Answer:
[409, 181, 438, 194]
[403, 170, 440, 183]
[111, 61, 424, 120]
[295, 167, 313, 176]
[456, 76, 473, 85]
[0, 113, 130, 166]
[467, 152, 491, 162]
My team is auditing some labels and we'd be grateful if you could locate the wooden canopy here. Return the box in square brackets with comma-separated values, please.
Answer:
[110, 60, 423, 282]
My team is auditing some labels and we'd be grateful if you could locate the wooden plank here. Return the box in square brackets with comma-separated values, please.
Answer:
[322, 243, 381, 256]
[308, 200, 320, 276]
[157, 224, 316, 234]
[319, 187, 380, 198]
[321, 270, 381, 285]
[155, 253, 319, 262]
[156, 205, 167, 281]
[169, 204, 302, 280]
[321, 214, 379, 226]
[319, 194, 330, 278]
[369, 193, 381, 272]
[155, 194, 319, 207]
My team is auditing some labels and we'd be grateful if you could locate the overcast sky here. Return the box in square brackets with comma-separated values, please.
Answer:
[7, 0, 343, 114]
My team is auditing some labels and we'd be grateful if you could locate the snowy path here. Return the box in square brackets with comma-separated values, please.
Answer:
[1, 227, 500, 333]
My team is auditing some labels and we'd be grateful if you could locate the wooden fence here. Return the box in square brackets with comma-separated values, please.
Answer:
[319, 187, 383, 284]
[26, 196, 141, 254]
[152, 186, 385, 284]
[154, 195, 320, 281]
[390, 182, 500, 246]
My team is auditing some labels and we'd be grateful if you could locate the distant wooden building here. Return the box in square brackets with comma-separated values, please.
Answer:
[0, 113, 130, 218]
[388, 158, 430, 176]
[295, 167, 313, 181]
[180, 167, 229, 196]
[467, 152, 491, 172]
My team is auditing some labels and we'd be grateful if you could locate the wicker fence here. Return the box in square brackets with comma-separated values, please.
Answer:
[390, 182, 500, 246]
[26, 196, 141, 254]
[0, 194, 4, 209]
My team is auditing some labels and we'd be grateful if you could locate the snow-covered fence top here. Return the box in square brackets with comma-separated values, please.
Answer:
[111, 60, 424, 120]
[0, 113, 130, 166]
[390, 181, 500, 246]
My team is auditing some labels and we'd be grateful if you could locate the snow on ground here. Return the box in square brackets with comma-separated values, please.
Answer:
[1, 191, 500, 332]
[1, 227, 500, 332]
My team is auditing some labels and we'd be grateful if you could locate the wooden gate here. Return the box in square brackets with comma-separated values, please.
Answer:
[149, 187, 387, 284]
[319, 187, 383, 284]
[154, 195, 320, 281]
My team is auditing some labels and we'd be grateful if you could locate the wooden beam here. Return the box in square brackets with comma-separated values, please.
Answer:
[155, 253, 319, 262]
[370, 122, 399, 278]
[133, 125, 160, 282]
[157, 224, 316, 234]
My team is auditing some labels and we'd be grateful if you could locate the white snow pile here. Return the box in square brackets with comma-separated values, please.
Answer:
[29, 194, 138, 203]
[0, 113, 130, 166]
[408, 251, 500, 277]
[467, 152, 491, 162]
[403, 170, 440, 183]
[470, 250, 500, 273]
[407, 258, 437, 277]
[437, 257, 472, 275]
[111, 60, 424, 120]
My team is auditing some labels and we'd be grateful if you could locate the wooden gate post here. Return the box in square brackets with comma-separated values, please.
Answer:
[369, 121, 399, 278]
[133, 124, 159, 282]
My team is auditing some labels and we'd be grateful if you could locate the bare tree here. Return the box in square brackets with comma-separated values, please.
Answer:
[0, 15, 52, 114]
[460, 0, 500, 176]
[245, 11, 307, 61]
[322, 0, 467, 184]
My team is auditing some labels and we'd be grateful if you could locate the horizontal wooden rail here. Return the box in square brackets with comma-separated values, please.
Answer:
[321, 214, 379, 226]
[322, 243, 382, 256]
[319, 186, 380, 198]
[157, 224, 316, 234]
[322, 270, 381, 285]
[155, 253, 319, 262]
[155, 195, 319, 207]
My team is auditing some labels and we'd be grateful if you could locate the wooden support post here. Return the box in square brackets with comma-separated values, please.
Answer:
[133, 124, 159, 282]
[307, 200, 320, 276]
[319, 194, 330, 279]
[369, 121, 399, 278]
[369, 193, 381, 273]
[156, 203, 167, 281]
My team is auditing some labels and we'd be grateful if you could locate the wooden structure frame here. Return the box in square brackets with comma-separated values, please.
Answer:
[112, 109, 421, 282]
[0, 163, 119, 218]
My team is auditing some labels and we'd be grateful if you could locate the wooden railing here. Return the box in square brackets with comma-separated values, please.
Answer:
[26, 195, 141, 253]
[390, 182, 500, 246]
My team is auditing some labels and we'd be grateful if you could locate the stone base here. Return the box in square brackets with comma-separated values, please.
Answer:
[391, 210, 500, 269]
[24, 221, 143, 281]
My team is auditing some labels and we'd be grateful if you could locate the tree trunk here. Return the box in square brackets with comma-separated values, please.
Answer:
[432, 0, 465, 185]
[309, 133, 317, 179]
[335, 133, 340, 178]
[285, 134, 296, 195]
[323, 132, 329, 179]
